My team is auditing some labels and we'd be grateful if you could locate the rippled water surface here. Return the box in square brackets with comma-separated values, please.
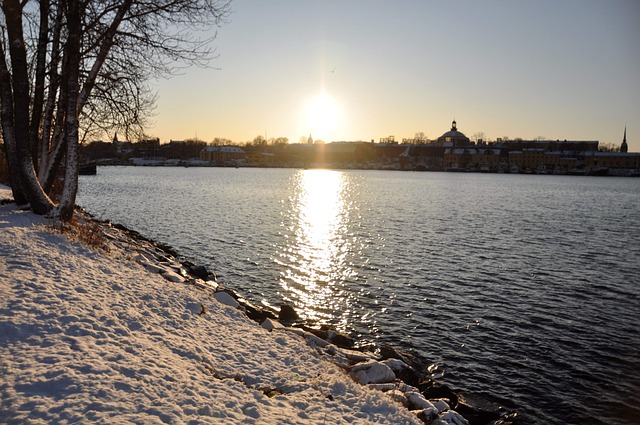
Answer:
[79, 167, 640, 424]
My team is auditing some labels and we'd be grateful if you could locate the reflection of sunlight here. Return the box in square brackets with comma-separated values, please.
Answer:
[301, 170, 342, 264]
[278, 169, 354, 328]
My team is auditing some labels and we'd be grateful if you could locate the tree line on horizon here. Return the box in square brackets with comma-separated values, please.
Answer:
[108, 133, 624, 152]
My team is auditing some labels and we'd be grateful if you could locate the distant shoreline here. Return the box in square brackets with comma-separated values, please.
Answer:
[86, 162, 640, 178]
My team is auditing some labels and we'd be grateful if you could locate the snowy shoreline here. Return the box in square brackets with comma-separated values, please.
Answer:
[0, 185, 519, 424]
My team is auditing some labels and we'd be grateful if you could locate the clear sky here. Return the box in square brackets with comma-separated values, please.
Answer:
[149, 0, 640, 151]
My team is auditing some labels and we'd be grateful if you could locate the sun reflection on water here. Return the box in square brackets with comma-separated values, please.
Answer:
[277, 169, 355, 330]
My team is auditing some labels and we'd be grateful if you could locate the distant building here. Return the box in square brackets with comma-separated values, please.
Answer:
[444, 147, 502, 172]
[200, 146, 247, 166]
[583, 151, 640, 175]
[437, 120, 471, 147]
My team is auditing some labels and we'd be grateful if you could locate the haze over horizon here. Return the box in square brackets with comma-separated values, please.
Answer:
[149, 0, 640, 152]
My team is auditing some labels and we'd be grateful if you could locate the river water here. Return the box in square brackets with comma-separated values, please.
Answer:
[78, 166, 640, 424]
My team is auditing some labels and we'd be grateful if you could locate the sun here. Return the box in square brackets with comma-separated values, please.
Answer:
[305, 92, 341, 142]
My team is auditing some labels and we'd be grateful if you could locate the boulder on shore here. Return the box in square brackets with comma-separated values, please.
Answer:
[351, 360, 396, 385]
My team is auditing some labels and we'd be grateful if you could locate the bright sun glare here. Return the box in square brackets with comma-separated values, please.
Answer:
[305, 93, 341, 142]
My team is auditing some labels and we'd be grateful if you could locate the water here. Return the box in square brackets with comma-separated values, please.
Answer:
[78, 167, 640, 424]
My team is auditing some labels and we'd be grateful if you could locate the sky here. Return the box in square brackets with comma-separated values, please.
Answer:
[149, 0, 640, 151]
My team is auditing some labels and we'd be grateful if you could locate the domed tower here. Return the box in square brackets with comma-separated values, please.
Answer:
[621, 126, 628, 153]
[437, 119, 471, 147]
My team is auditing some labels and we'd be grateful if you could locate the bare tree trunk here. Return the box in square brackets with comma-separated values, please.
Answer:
[56, 0, 82, 220]
[1, 0, 54, 214]
[0, 38, 27, 204]
[30, 0, 51, 172]
[38, 4, 64, 184]
[41, 89, 69, 194]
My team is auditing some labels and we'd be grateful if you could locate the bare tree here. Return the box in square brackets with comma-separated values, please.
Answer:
[472, 132, 485, 143]
[0, 0, 231, 219]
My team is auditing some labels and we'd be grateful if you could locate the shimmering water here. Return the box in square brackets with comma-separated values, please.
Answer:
[79, 167, 640, 424]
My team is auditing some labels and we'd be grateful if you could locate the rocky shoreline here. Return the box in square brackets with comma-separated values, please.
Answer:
[77, 206, 525, 425]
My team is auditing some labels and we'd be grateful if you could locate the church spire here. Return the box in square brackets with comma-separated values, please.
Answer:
[621, 125, 628, 153]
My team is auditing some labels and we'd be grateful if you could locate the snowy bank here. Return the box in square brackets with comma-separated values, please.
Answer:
[0, 186, 516, 424]
[0, 187, 422, 424]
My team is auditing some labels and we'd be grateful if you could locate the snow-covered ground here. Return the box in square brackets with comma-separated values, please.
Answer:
[0, 186, 427, 424]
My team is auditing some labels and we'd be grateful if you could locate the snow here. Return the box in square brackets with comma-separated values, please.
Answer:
[0, 185, 422, 424]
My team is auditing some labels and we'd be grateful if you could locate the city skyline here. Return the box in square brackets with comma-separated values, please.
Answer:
[148, 0, 640, 151]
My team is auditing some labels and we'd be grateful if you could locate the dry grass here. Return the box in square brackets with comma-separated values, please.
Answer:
[49, 215, 109, 251]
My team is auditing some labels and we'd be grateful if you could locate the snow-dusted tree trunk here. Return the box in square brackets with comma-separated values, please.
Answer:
[55, 0, 82, 220]
[37, 4, 64, 185]
[0, 0, 54, 214]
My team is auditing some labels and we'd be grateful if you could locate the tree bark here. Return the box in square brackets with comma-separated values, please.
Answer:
[0, 45, 27, 205]
[30, 0, 51, 172]
[56, 0, 82, 220]
[1, 0, 54, 214]
[38, 4, 64, 184]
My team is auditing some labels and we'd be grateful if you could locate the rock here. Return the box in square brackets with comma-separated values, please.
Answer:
[386, 389, 408, 406]
[240, 299, 277, 323]
[278, 304, 299, 321]
[161, 262, 185, 275]
[190, 279, 219, 292]
[419, 380, 458, 406]
[282, 327, 306, 337]
[134, 252, 153, 263]
[431, 410, 470, 425]
[351, 360, 396, 385]
[385, 358, 419, 386]
[189, 265, 210, 280]
[406, 392, 438, 413]
[327, 346, 377, 366]
[367, 383, 397, 392]
[306, 333, 330, 349]
[261, 318, 284, 331]
[156, 242, 178, 257]
[379, 345, 429, 386]
[162, 269, 185, 283]
[213, 291, 239, 309]
[326, 329, 355, 348]
[431, 398, 451, 413]
[143, 262, 164, 274]
[382, 358, 410, 372]
[454, 391, 503, 425]
[414, 407, 439, 423]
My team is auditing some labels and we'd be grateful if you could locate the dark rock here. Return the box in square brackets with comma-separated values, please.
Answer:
[301, 326, 355, 349]
[189, 265, 211, 280]
[326, 329, 355, 349]
[379, 344, 403, 360]
[278, 304, 299, 322]
[156, 243, 178, 258]
[241, 300, 277, 323]
[452, 391, 509, 425]
[379, 345, 432, 387]
[419, 380, 458, 407]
